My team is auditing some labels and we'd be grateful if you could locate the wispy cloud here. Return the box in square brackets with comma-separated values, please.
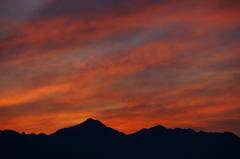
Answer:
[0, 0, 240, 136]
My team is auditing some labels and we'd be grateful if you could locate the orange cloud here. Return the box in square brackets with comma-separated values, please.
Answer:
[0, 0, 240, 136]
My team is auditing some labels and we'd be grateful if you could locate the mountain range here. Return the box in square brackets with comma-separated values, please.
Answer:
[1, 118, 240, 159]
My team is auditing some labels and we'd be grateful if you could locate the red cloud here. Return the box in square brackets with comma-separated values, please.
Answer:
[0, 0, 240, 136]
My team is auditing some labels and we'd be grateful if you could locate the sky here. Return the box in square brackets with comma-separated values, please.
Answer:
[0, 0, 240, 136]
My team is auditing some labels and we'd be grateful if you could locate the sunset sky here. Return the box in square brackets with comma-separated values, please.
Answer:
[1, 0, 240, 136]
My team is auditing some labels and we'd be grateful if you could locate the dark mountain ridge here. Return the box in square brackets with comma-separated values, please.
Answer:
[1, 118, 240, 159]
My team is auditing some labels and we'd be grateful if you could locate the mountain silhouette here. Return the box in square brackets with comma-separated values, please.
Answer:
[51, 118, 125, 137]
[47, 118, 126, 159]
[0, 129, 101, 159]
[1, 118, 240, 159]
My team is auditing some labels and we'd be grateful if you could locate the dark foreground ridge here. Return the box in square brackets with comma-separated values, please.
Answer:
[1, 118, 240, 159]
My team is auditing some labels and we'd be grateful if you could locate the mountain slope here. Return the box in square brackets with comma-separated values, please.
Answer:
[2, 118, 240, 159]
[0, 130, 101, 159]
[128, 126, 240, 159]
[47, 118, 127, 159]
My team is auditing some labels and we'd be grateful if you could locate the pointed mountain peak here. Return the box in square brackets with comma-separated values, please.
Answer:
[151, 125, 167, 130]
[81, 118, 104, 125]
[51, 118, 125, 137]
[84, 118, 99, 123]
[71, 118, 107, 130]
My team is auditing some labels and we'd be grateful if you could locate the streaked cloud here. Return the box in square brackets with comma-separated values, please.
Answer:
[0, 0, 240, 136]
